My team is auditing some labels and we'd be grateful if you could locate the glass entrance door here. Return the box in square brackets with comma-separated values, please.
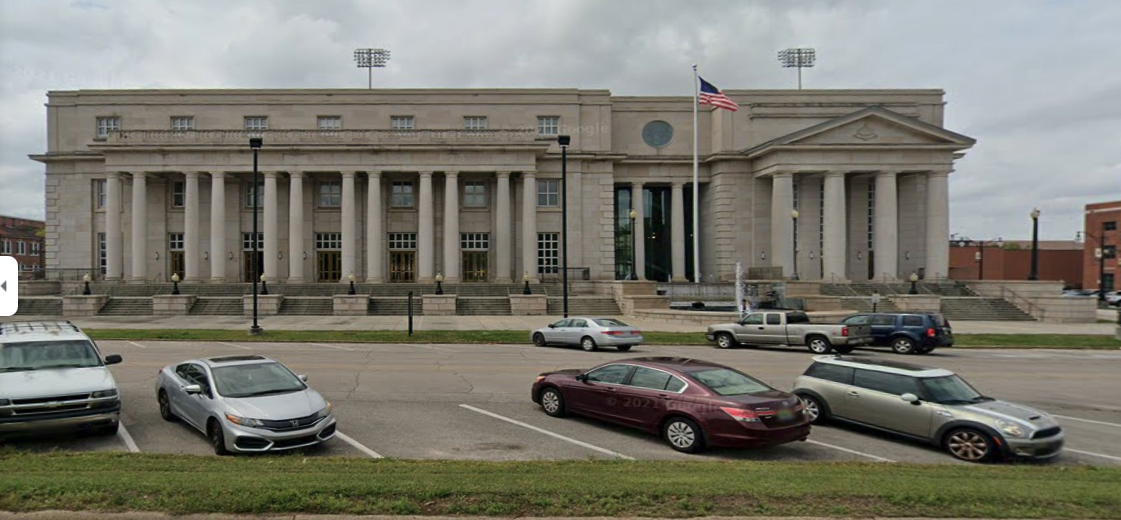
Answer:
[390, 252, 416, 282]
[317, 252, 342, 282]
[462, 252, 487, 282]
[169, 252, 185, 281]
[242, 252, 263, 282]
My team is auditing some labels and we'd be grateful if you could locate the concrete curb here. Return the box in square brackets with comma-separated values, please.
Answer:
[0, 515, 1023, 520]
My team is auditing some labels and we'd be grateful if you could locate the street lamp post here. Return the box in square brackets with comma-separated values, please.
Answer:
[249, 137, 263, 335]
[628, 208, 638, 281]
[522, 272, 531, 295]
[976, 245, 984, 281]
[558, 135, 571, 318]
[909, 272, 919, 295]
[348, 273, 357, 295]
[171, 273, 180, 295]
[1028, 208, 1041, 281]
[871, 291, 880, 312]
[434, 272, 444, 295]
[82, 273, 91, 295]
[791, 209, 799, 281]
[260, 274, 268, 295]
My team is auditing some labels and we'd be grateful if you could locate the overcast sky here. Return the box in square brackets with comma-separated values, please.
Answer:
[1, 0, 1118, 241]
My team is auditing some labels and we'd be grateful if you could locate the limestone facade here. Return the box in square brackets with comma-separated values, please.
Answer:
[32, 88, 974, 284]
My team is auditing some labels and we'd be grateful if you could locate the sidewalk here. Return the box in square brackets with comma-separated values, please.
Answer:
[5, 313, 1118, 335]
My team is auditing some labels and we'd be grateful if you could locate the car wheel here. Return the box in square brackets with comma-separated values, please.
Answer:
[539, 387, 567, 418]
[616, 345, 632, 352]
[891, 337, 917, 355]
[798, 394, 829, 425]
[581, 336, 598, 352]
[832, 345, 854, 354]
[715, 333, 737, 349]
[806, 336, 832, 354]
[663, 417, 705, 454]
[158, 389, 178, 422]
[208, 419, 231, 456]
[945, 428, 996, 463]
[532, 333, 547, 347]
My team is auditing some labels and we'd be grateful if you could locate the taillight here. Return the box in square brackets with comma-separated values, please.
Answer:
[602, 331, 623, 336]
[721, 407, 761, 423]
[841, 326, 849, 337]
[926, 328, 936, 337]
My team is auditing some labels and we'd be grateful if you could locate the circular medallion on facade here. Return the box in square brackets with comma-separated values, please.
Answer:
[641, 120, 674, 148]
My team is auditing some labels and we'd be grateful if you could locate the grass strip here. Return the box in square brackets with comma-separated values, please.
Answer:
[84, 328, 1121, 349]
[1, 452, 1119, 518]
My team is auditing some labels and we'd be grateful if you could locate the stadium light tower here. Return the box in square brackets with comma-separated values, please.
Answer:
[777, 47, 816, 89]
[353, 48, 391, 89]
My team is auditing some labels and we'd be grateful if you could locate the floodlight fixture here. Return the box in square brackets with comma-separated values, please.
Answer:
[353, 48, 391, 89]
[777, 47, 817, 89]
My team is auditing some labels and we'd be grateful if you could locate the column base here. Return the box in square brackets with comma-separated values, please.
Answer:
[209, 277, 227, 284]
[443, 276, 460, 284]
[671, 276, 688, 282]
[366, 277, 384, 284]
[417, 276, 435, 283]
[127, 277, 148, 284]
[287, 277, 305, 284]
[494, 277, 512, 284]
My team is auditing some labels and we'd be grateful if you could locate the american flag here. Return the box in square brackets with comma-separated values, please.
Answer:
[698, 77, 739, 111]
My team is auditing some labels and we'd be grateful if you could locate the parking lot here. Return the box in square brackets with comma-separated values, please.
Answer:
[6, 340, 1121, 466]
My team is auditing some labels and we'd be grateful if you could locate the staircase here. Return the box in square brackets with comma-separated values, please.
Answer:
[15, 298, 63, 316]
[191, 285, 249, 297]
[839, 297, 900, 313]
[106, 284, 167, 297]
[368, 298, 422, 315]
[369, 284, 438, 297]
[547, 297, 621, 316]
[98, 297, 153, 316]
[277, 297, 334, 316]
[276, 284, 353, 297]
[456, 297, 512, 315]
[822, 282, 977, 297]
[189, 298, 243, 315]
[940, 297, 1035, 321]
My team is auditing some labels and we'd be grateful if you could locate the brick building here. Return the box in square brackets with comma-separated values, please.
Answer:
[948, 240, 1082, 287]
[0, 215, 46, 278]
[1083, 200, 1120, 293]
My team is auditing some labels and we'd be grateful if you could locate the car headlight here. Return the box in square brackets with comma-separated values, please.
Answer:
[0, 399, 10, 406]
[225, 413, 265, 427]
[996, 419, 1025, 438]
[316, 402, 333, 419]
[91, 389, 118, 399]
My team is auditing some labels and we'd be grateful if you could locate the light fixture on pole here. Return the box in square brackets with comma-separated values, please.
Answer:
[790, 209, 799, 281]
[260, 273, 268, 296]
[909, 272, 919, 295]
[777, 47, 816, 89]
[629, 208, 638, 281]
[434, 272, 444, 295]
[348, 273, 357, 295]
[82, 273, 92, 295]
[353, 48, 391, 89]
[1028, 207, 1040, 281]
[249, 137, 263, 335]
[558, 134, 571, 318]
[522, 272, 531, 295]
[171, 273, 180, 295]
[871, 291, 880, 312]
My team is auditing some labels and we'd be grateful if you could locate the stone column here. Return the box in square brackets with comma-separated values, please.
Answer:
[184, 171, 200, 281]
[105, 172, 122, 280]
[822, 170, 847, 281]
[130, 172, 147, 282]
[263, 171, 279, 281]
[494, 172, 512, 283]
[210, 172, 227, 282]
[631, 182, 646, 280]
[522, 171, 538, 281]
[670, 182, 687, 282]
[925, 170, 951, 279]
[770, 172, 794, 277]
[442, 171, 460, 282]
[366, 171, 384, 283]
[287, 172, 305, 283]
[417, 171, 435, 282]
[873, 171, 900, 280]
[341, 171, 357, 282]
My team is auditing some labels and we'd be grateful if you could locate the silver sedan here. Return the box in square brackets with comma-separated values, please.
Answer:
[155, 354, 336, 455]
[530, 317, 644, 352]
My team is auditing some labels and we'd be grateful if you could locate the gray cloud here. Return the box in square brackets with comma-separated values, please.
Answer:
[1, 0, 1119, 241]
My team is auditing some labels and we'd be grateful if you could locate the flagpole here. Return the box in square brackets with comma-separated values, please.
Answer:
[692, 64, 701, 284]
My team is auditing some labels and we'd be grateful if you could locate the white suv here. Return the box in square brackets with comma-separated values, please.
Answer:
[0, 321, 124, 437]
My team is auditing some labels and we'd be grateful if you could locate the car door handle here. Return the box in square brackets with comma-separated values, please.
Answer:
[657, 394, 670, 400]
[847, 391, 860, 397]
[603, 387, 617, 392]
[757, 327, 765, 330]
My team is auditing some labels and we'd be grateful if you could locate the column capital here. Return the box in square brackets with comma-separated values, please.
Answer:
[287, 170, 304, 179]
[522, 170, 537, 179]
[367, 170, 382, 179]
[631, 181, 644, 188]
[106, 171, 121, 179]
[130, 172, 150, 180]
[184, 171, 200, 179]
[825, 170, 848, 179]
[928, 170, 952, 178]
[672, 181, 685, 189]
[210, 171, 226, 180]
[772, 171, 794, 179]
[263, 171, 279, 179]
[419, 171, 434, 178]
[876, 170, 901, 177]
[342, 171, 357, 179]
[496, 171, 511, 179]
[444, 171, 459, 178]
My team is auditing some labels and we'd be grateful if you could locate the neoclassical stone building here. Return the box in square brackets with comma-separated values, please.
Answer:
[31, 88, 974, 285]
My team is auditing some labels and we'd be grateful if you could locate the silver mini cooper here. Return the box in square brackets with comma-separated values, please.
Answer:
[793, 356, 1064, 462]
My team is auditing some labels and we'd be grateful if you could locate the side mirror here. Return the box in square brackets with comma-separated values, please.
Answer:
[900, 393, 921, 405]
[548, 324, 556, 328]
[298, 374, 308, 382]
[575, 374, 588, 383]
[104, 354, 123, 365]
[183, 384, 203, 395]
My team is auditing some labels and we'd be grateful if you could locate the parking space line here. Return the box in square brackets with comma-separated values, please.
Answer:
[1054, 415, 1121, 428]
[118, 423, 140, 453]
[1066, 448, 1121, 463]
[309, 342, 355, 351]
[806, 439, 894, 462]
[217, 341, 253, 350]
[335, 431, 383, 458]
[127, 341, 148, 349]
[459, 404, 635, 460]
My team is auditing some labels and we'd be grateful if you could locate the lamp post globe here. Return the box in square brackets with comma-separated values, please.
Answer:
[434, 272, 444, 295]
[171, 273, 180, 295]
[909, 272, 919, 295]
[522, 272, 532, 295]
[260, 273, 268, 295]
[83, 273, 92, 295]
[348, 273, 357, 295]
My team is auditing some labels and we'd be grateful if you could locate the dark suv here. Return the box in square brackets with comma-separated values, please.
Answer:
[839, 313, 952, 354]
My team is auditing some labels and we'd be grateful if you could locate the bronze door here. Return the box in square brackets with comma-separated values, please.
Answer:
[390, 252, 416, 283]
[242, 252, 264, 282]
[317, 252, 342, 282]
[169, 252, 185, 281]
[462, 252, 488, 282]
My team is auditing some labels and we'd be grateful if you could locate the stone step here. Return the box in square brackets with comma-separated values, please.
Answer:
[98, 297, 154, 316]
[456, 297, 512, 315]
[368, 298, 424, 316]
[189, 298, 243, 315]
[15, 298, 63, 316]
[277, 297, 334, 316]
[547, 297, 621, 315]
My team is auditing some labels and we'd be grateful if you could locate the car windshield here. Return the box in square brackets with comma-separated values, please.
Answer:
[0, 340, 102, 372]
[920, 375, 990, 404]
[688, 368, 773, 396]
[211, 362, 306, 398]
[592, 318, 629, 327]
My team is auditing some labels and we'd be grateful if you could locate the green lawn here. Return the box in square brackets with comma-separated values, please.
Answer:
[84, 328, 1121, 349]
[1, 452, 1118, 517]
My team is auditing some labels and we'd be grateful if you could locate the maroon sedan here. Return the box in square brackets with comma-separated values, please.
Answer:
[531, 357, 810, 453]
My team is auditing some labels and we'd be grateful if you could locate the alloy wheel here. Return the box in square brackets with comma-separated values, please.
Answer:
[581, 337, 597, 352]
[533, 333, 547, 347]
[892, 338, 916, 355]
[542, 391, 560, 414]
[158, 391, 175, 421]
[666, 421, 695, 449]
[947, 430, 991, 462]
[716, 333, 735, 349]
[801, 396, 820, 422]
[807, 338, 831, 354]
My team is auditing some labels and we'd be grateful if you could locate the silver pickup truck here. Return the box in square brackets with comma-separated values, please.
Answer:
[705, 310, 873, 353]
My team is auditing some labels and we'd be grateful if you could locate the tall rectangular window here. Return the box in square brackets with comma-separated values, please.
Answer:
[388, 233, 417, 250]
[98, 232, 107, 274]
[171, 181, 185, 208]
[315, 233, 342, 250]
[391, 116, 415, 130]
[391, 181, 414, 207]
[1105, 221, 1118, 231]
[463, 116, 488, 130]
[538, 233, 559, 275]
[241, 232, 263, 250]
[464, 181, 487, 207]
[1, 240, 9, 254]
[245, 181, 264, 208]
[537, 179, 559, 207]
[96, 117, 120, 138]
[168, 233, 184, 251]
[244, 117, 268, 131]
[95, 179, 107, 209]
[16, 241, 26, 255]
[867, 181, 876, 249]
[537, 116, 559, 136]
[319, 181, 341, 207]
[461, 233, 490, 250]
[317, 116, 342, 130]
[171, 117, 194, 131]
[30, 242, 39, 255]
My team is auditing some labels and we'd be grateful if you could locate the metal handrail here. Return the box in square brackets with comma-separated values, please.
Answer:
[998, 284, 1043, 319]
